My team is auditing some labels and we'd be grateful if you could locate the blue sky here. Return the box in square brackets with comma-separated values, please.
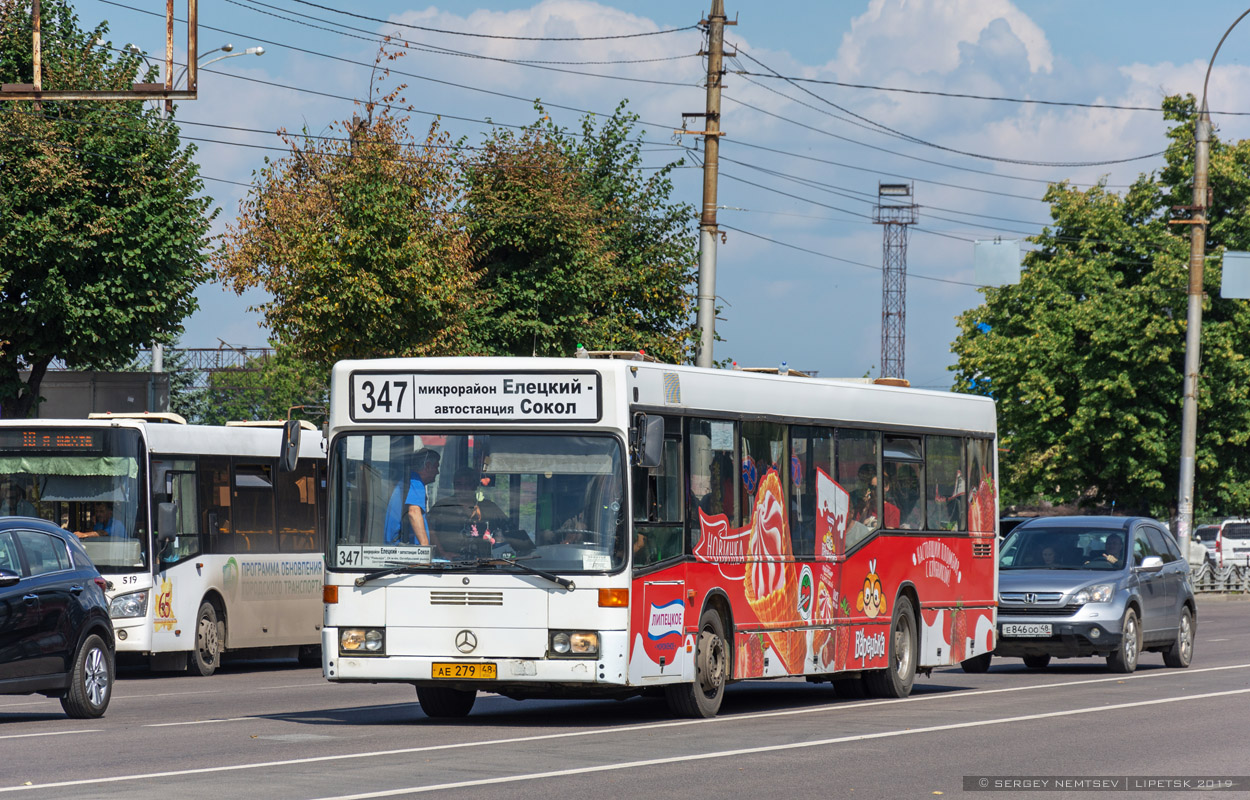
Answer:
[74, 0, 1250, 388]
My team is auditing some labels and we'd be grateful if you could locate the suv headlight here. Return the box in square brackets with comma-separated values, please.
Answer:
[340, 628, 385, 655]
[109, 590, 149, 619]
[1073, 583, 1115, 605]
[549, 630, 599, 657]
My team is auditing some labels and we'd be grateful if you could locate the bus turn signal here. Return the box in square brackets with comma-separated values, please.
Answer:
[598, 588, 628, 607]
[323, 585, 338, 604]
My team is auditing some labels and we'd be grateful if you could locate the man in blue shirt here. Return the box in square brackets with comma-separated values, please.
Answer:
[76, 502, 126, 539]
[384, 448, 441, 545]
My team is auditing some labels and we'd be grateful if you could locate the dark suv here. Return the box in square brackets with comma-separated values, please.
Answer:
[0, 517, 115, 717]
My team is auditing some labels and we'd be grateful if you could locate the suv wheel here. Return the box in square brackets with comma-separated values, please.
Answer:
[1106, 609, 1140, 673]
[1162, 606, 1194, 669]
[60, 633, 113, 719]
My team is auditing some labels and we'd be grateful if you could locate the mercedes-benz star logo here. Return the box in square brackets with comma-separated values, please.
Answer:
[455, 630, 478, 653]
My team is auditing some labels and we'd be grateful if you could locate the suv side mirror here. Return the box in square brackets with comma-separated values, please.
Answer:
[631, 413, 665, 469]
[1139, 555, 1164, 570]
[280, 419, 302, 472]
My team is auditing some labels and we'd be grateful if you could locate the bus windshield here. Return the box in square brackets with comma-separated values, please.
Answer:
[331, 433, 626, 573]
[0, 427, 147, 572]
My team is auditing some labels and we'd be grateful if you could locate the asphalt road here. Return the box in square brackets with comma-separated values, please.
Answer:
[2, 596, 1248, 800]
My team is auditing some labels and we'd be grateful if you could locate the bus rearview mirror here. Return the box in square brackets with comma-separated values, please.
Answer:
[632, 413, 665, 469]
[280, 419, 301, 472]
[157, 502, 177, 539]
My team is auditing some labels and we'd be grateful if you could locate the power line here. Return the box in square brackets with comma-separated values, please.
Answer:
[730, 70, 1250, 117]
[281, 0, 700, 41]
[232, 0, 699, 66]
[729, 44, 1171, 169]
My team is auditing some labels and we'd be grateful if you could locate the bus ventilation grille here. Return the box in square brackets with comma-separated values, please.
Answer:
[430, 590, 505, 606]
[972, 540, 994, 558]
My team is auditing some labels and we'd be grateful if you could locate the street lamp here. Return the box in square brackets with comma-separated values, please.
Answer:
[1176, 9, 1250, 556]
[124, 42, 264, 374]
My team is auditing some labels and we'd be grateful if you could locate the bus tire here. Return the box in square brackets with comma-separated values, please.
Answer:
[960, 653, 992, 673]
[864, 597, 917, 699]
[664, 609, 728, 718]
[60, 633, 113, 719]
[189, 601, 223, 677]
[416, 686, 476, 718]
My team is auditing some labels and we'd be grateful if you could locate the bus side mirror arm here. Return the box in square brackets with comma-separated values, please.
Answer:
[631, 413, 664, 469]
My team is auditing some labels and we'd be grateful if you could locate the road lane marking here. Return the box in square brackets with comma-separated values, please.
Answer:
[306, 686, 1250, 799]
[5, 661, 1248, 794]
[144, 718, 251, 727]
[0, 730, 101, 741]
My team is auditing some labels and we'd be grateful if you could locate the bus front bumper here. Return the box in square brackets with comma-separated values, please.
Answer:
[322, 627, 629, 686]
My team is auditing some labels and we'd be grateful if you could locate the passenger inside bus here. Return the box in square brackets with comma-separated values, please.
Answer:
[428, 469, 509, 558]
[0, 482, 36, 517]
[384, 448, 440, 546]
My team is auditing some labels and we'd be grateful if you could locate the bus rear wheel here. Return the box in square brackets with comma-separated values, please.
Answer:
[864, 597, 917, 698]
[189, 601, 223, 677]
[416, 686, 476, 718]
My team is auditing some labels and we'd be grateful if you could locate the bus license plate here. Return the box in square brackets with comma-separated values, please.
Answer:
[432, 662, 497, 680]
[1001, 623, 1052, 637]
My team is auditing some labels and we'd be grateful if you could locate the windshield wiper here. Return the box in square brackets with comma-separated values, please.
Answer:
[355, 560, 445, 587]
[475, 556, 576, 591]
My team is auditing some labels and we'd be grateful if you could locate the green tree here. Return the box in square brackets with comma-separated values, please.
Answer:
[213, 64, 476, 369]
[951, 97, 1250, 517]
[199, 346, 328, 426]
[463, 103, 697, 363]
[0, 0, 213, 418]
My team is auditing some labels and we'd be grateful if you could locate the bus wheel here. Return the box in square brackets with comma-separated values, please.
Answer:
[664, 609, 727, 718]
[416, 687, 476, 718]
[189, 601, 223, 677]
[864, 597, 917, 698]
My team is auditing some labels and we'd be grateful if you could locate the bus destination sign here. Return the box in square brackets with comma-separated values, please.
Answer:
[349, 371, 602, 423]
[0, 429, 103, 452]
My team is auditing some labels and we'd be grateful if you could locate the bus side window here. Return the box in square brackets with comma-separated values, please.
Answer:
[837, 429, 880, 550]
[789, 426, 833, 559]
[158, 459, 201, 563]
[234, 463, 276, 553]
[277, 461, 318, 552]
[200, 457, 233, 554]
[685, 418, 737, 552]
[633, 420, 683, 567]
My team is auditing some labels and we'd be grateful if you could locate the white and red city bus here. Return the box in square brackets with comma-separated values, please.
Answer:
[322, 356, 997, 717]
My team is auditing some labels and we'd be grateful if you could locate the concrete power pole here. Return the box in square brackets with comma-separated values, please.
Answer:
[691, 0, 730, 368]
[874, 183, 917, 380]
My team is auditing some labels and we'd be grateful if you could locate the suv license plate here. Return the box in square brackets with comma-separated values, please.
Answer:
[1001, 623, 1052, 637]
[432, 662, 497, 680]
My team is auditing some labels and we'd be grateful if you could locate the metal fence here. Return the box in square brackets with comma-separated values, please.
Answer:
[1189, 562, 1250, 593]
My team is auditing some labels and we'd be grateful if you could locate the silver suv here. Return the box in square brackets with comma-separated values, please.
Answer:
[993, 516, 1196, 673]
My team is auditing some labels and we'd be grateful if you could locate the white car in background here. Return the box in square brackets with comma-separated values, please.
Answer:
[1217, 519, 1250, 567]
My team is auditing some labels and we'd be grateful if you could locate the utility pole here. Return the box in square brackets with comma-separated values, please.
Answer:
[874, 183, 917, 380]
[688, 1, 731, 368]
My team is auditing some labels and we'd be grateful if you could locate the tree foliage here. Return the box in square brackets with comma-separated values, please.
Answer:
[213, 61, 477, 367]
[463, 103, 698, 362]
[0, 0, 213, 418]
[952, 97, 1250, 517]
[199, 346, 328, 426]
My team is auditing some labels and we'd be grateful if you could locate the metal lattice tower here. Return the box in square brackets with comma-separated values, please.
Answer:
[873, 183, 918, 380]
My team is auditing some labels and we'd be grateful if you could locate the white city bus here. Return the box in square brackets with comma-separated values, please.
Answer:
[322, 356, 997, 718]
[0, 414, 326, 674]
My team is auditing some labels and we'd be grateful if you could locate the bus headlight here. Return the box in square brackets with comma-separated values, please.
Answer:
[549, 630, 598, 657]
[340, 628, 385, 655]
[109, 590, 149, 619]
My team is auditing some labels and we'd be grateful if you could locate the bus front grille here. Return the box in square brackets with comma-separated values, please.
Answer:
[430, 590, 505, 606]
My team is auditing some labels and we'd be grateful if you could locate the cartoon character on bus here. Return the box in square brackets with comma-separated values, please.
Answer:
[856, 559, 885, 619]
